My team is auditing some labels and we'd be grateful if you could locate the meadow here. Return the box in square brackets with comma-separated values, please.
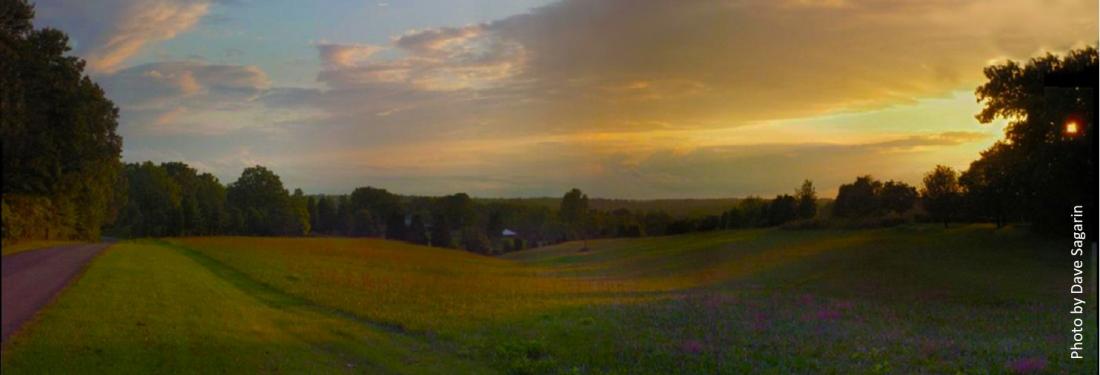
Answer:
[2, 225, 1095, 373]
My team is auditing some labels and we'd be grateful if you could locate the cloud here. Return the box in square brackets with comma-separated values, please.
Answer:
[291, 0, 1095, 135]
[48, 0, 1093, 196]
[100, 61, 271, 135]
[34, 0, 211, 72]
[316, 43, 382, 68]
[315, 24, 526, 91]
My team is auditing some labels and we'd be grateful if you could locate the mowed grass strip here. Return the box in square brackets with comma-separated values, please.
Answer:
[0, 241, 488, 374]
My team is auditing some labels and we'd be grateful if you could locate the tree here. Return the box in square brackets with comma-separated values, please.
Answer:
[960, 142, 1020, 228]
[315, 195, 335, 233]
[226, 166, 297, 235]
[833, 176, 882, 218]
[307, 196, 317, 233]
[437, 193, 475, 228]
[921, 165, 961, 228]
[461, 226, 491, 254]
[430, 214, 453, 248]
[336, 196, 354, 235]
[349, 186, 400, 236]
[879, 180, 917, 215]
[795, 180, 817, 219]
[384, 212, 407, 241]
[2, 0, 123, 241]
[290, 188, 311, 235]
[768, 194, 799, 226]
[737, 196, 769, 227]
[559, 188, 590, 249]
[407, 214, 428, 245]
[974, 46, 1097, 234]
[115, 162, 181, 237]
[351, 209, 377, 236]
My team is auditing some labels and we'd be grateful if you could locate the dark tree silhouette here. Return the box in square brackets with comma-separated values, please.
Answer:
[559, 188, 590, 249]
[768, 194, 799, 225]
[315, 195, 336, 233]
[430, 214, 453, 248]
[795, 180, 817, 219]
[879, 180, 917, 215]
[833, 176, 882, 218]
[973, 46, 1097, 234]
[407, 214, 428, 245]
[960, 142, 1021, 228]
[921, 165, 961, 228]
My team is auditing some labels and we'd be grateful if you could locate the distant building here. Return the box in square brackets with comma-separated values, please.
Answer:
[501, 229, 517, 237]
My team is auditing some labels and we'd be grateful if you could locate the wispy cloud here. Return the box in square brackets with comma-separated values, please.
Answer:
[36, 0, 212, 72]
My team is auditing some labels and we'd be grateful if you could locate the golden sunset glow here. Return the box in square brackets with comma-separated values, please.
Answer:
[30, 0, 1099, 197]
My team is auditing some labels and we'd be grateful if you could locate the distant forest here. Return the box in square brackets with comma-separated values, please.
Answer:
[2, 0, 1096, 252]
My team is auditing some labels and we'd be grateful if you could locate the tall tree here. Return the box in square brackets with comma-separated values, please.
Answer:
[349, 186, 400, 236]
[879, 180, 917, 215]
[115, 162, 181, 237]
[833, 176, 882, 218]
[407, 214, 428, 245]
[307, 196, 317, 233]
[1, 0, 123, 241]
[795, 180, 817, 219]
[960, 142, 1020, 228]
[921, 165, 961, 228]
[974, 46, 1097, 234]
[768, 194, 799, 226]
[384, 212, 407, 240]
[430, 214, 453, 248]
[226, 166, 298, 235]
[559, 188, 590, 249]
[315, 195, 335, 233]
[290, 188, 311, 235]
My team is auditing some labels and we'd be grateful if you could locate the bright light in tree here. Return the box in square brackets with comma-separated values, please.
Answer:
[1066, 121, 1079, 135]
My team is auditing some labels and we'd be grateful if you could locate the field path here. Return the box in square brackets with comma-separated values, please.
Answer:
[1, 242, 112, 344]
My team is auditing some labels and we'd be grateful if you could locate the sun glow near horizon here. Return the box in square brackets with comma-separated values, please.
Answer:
[32, 0, 1097, 198]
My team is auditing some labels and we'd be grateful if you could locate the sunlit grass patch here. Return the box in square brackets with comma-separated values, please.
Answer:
[0, 241, 487, 374]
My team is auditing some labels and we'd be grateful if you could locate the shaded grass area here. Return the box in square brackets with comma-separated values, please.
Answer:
[3, 225, 1095, 373]
[0, 241, 487, 374]
[1, 240, 83, 256]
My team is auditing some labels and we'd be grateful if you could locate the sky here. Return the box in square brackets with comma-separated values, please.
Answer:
[33, 0, 1098, 198]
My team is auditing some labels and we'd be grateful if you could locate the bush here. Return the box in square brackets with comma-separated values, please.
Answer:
[1, 194, 77, 242]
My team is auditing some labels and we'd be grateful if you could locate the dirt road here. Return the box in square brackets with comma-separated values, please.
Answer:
[1, 242, 112, 344]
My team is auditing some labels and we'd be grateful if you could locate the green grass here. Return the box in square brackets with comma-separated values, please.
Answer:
[2, 225, 1095, 373]
[0, 241, 487, 374]
[1, 240, 83, 256]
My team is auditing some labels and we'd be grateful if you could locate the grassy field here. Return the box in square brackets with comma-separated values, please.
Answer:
[2, 225, 1095, 373]
[1, 240, 84, 256]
